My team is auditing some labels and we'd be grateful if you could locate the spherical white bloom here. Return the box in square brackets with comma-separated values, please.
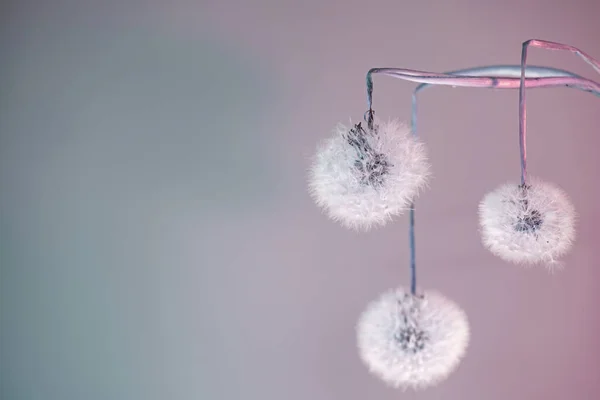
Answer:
[478, 178, 576, 267]
[308, 118, 430, 231]
[356, 287, 470, 390]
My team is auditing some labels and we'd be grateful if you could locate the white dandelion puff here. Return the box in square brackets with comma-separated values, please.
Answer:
[478, 178, 576, 267]
[308, 118, 430, 231]
[356, 287, 470, 390]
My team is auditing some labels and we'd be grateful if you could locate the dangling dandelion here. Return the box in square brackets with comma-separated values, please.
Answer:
[479, 179, 576, 265]
[356, 287, 470, 390]
[308, 116, 430, 231]
[351, 77, 471, 390]
[477, 39, 598, 268]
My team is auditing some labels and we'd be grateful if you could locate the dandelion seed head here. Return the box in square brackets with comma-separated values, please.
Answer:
[479, 178, 576, 267]
[356, 287, 470, 390]
[308, 118, 430, 231]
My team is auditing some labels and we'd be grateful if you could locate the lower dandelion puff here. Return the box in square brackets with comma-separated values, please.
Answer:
[356, 287, 470, 390]
[478, 178, 576, 267]
[308, 118, 430, 231]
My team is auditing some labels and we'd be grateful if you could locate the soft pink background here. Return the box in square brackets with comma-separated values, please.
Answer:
[1, 1, 599, 399]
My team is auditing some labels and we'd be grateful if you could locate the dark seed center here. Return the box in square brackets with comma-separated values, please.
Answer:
[514, 209, 543, 233]
[345, 123, 391, 187]
[354, 154, 390, 187]
[394, 326, 428, 354]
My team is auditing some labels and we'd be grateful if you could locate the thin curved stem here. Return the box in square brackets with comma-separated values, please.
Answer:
[519, 46, 529, 185]
[366, 67, 600, 111]
[518, 39, 600, 186]
[524, 39, 600, 76]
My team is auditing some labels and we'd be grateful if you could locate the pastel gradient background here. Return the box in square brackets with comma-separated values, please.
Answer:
[1, 1, 599, 399]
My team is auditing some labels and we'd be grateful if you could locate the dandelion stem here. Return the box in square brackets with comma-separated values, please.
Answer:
[519, 47, 529, 186]
[409, 205, 416, 295]
[523, 39, 600, 76]
[518, 39, 600, 186]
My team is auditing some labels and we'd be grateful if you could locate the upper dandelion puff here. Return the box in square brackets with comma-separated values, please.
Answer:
[478, 178, 576, 267]
[308, 117, 430, 231]
[356, 287, 470, 390]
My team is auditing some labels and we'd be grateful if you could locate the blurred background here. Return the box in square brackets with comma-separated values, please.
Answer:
[1, 1, 599, 399]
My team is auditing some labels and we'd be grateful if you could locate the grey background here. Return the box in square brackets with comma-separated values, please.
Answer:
[1, 1, 599, 399]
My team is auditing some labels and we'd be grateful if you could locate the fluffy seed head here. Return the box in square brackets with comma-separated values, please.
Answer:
[308, 118, 430, 231]
[356, 287, 470, 390]
[478, 178, 576, 267]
